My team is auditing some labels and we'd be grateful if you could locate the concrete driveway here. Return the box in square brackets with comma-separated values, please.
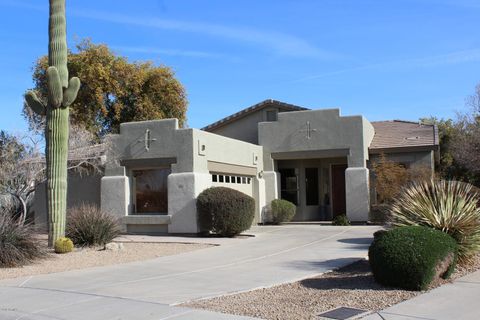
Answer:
[0, 224, 379, 319]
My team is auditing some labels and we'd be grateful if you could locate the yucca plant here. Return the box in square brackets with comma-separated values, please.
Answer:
[391, 179, 480, 264]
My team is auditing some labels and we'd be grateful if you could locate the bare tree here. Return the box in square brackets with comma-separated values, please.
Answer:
[450, 84, 480, 176]
[0, 131, 44, 224]
[0, 124, 106, 225]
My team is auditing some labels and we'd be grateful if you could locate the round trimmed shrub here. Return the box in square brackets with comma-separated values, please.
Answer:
[270, 199, 296, 224]
[369, 226, 458, 291]
[197, 187, 255, 237]
[66, 204, 121, 246]
[332, 214, 350, 226]
[0, 213, 44, 267]
[54, 237, 74, 254]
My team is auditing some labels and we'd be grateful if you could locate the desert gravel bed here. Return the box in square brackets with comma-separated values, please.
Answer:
[0, 241, 213, 280]
[185, 255, 480, 320]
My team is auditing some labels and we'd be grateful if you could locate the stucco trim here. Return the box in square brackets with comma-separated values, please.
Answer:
[207, 161, 257, 176]
[271, 149, 350, 160]
[120, 157, 177, 168]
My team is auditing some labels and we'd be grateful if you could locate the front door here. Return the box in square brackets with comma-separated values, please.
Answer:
[331, 164, 347, 217]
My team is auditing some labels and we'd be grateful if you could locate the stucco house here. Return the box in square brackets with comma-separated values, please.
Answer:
[34, 99, 439, 234]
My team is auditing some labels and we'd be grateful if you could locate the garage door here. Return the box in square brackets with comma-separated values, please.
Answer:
[210, 173, 254, 197]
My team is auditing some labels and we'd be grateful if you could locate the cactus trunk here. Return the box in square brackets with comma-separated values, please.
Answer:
[46, 107, 69, 246]
[25, 0, 81, 246]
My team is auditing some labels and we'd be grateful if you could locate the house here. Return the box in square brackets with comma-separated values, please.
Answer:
[34, 99, 439, 234]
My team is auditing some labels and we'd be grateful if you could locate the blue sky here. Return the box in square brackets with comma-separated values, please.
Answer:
[0, 0, 479, 132]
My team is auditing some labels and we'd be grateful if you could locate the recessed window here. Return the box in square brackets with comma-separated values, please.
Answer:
[237, 177, 241, 183]
[134, 167, 170, 213]
[212, 174, 218, 182]
[225, 176, 230, 183]
[219, 175, 224, 182]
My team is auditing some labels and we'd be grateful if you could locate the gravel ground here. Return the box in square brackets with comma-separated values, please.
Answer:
[0, 241, 213, 280]
[185, 255, 480, 320]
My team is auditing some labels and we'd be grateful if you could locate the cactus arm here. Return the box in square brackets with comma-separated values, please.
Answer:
[25, 91, 46, 115]
[62, 76, 81, 107]
[49, 0, 68, 88]
[47, 66, 63, 108]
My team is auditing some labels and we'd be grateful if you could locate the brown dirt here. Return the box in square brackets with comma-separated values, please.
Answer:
[185, 254, 480, 320]
[0, 240, 213, 280]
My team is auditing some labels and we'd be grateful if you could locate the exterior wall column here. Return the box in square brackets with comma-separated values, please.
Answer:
[345, 167, 370, 221]
[261, 170, 279, 223]
[168, 172, 211, 233]
[101, 173, 130, 232]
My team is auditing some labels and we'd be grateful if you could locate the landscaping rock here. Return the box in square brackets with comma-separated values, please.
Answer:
[104, 242, 124, 251]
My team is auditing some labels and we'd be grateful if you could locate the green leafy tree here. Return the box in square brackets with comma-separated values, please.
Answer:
[24, 39, 188, 136]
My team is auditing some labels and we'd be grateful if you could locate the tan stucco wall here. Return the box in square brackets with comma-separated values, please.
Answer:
[258, 109, 373, 168]
[101, 119, 265, 233]
[33, 172, 102, 228]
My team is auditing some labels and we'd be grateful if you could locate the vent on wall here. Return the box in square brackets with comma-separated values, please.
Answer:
[198, 140, 206, 156]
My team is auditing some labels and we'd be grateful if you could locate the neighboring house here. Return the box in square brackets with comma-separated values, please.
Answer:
[33, 99, 439, 234]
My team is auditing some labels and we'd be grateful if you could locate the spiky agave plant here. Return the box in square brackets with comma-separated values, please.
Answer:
[391, 179, 480, 264]
[25, 0, 80, 246]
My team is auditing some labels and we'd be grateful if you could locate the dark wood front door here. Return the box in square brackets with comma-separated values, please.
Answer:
[331, 164, 347, 217]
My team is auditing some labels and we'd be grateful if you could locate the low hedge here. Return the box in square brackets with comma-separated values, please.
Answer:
[197, 187, 255, 237]
[270, 199, 296, 224]
[369, 226, 458, 291]
[332, 214, 350, 226]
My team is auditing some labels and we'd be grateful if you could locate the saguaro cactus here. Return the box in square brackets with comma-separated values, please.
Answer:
[25, 0, 80, 246]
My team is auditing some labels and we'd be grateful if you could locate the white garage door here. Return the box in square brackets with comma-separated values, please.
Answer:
[210, 173, 254, 197]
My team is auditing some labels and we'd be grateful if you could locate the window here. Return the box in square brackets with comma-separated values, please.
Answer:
[279, 168, 298, 205]
[212, 174, 218, 182]
[225, 176, 230, 183]
[219, 175, 224, 182]
[237, 177, 241, 183]
[305, 168, 319, 206]
[134, 167, 170, 213]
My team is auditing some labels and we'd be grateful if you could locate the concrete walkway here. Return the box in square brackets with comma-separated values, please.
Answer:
[0, 225, 379, 319]
[363, 269, 480, 320]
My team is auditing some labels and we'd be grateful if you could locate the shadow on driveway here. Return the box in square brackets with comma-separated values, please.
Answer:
[299, 259, 398, 291]
[336, 237, 373, 249]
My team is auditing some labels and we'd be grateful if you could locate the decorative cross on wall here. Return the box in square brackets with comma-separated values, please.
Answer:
[138, 129, 157, 151]
[300, 121, 317, 139]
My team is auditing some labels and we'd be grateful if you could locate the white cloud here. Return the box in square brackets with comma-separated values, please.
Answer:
[72, 9, 335, 59]
[291, 48, 480, 83]
[113, 46, 221, 58]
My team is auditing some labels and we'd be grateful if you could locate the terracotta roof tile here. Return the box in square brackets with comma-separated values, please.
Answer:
[370, 120, 438, 150]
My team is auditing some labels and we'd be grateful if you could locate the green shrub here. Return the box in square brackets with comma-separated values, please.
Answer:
[391, 180, 480, 264]
[197, 187, 255, 237]
[66, 204, 121, 246]
[369, 226, 458, 291]
[270, 199, 296, 224]
[0, 213, 44, 267]
[332, 214, 350, 226]
[54, 237, 74, 254]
